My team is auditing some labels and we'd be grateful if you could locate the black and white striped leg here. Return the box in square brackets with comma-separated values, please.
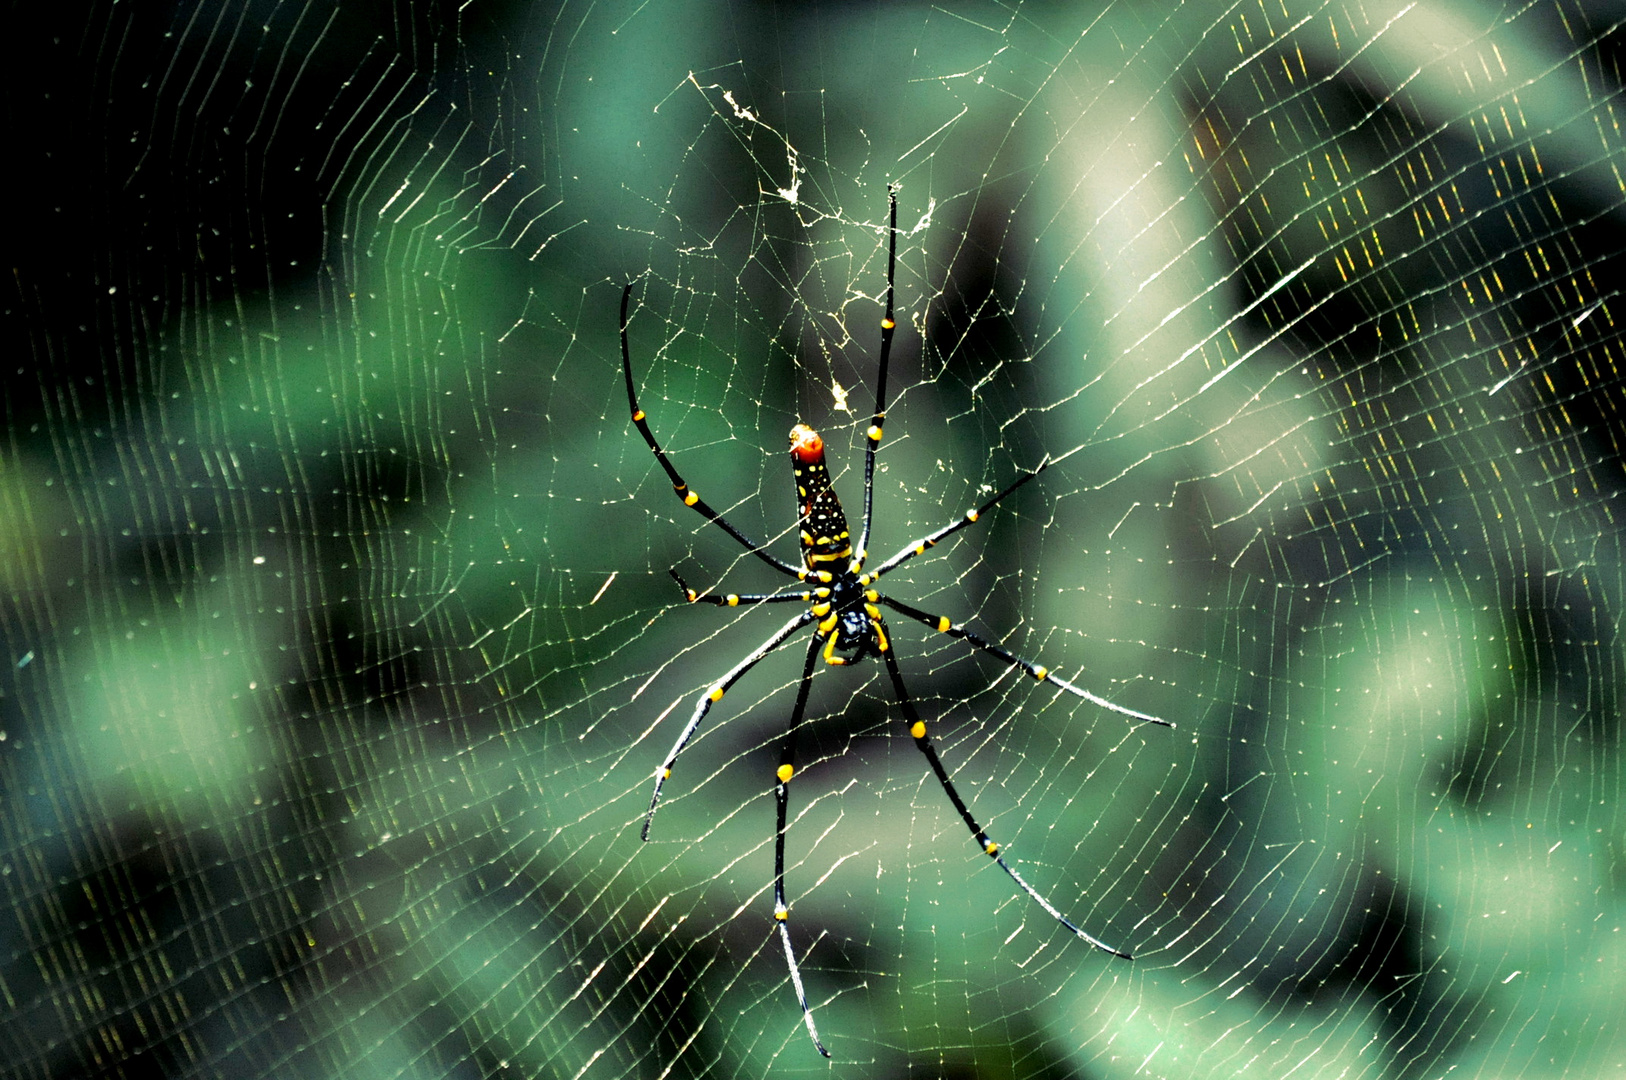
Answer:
[642, 610, 817, 840]
[773, 635, 831, 1058]
[877, 620, 1133, 957]
[878, 596, 1172, 728]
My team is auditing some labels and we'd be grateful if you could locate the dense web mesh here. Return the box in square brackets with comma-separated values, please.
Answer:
[3, 1, 1624, 1077]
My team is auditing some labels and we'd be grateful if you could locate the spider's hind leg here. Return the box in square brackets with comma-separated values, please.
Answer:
[620, 282, 803, 579]
[668, 569, 814, 607]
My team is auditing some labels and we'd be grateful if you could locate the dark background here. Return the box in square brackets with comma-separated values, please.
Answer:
[4, 2, 1624, 1077]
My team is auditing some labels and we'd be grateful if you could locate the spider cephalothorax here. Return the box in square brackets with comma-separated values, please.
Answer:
[813, 568, 882, 666]
[620, 188, 1171, 1058]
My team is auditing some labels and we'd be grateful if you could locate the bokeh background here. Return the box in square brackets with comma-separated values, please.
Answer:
[4, 1, 1624, 1077]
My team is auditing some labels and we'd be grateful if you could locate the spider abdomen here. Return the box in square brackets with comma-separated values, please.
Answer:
[789, 424, 853, 572]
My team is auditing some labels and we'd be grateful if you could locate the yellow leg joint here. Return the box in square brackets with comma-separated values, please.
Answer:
[774, 906, 789, 921]
[777, 763, 795, 783]
[632, 409, 646, 422]
[881, 317, 895, 330]
[984, 841, 999, 856]
[910, 721, 926, 740]
[936, 616, 951, 633]
[867, 424, 883, 442]
[684, 490, 700, 507]
[1032, 666, 1048, 681]
[726, 594, 740, 606]
[709, 686, 726, 701]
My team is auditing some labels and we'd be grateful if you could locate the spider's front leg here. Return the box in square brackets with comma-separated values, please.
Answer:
[873, 615, 1133, 957]
[641, 610, 815, 840]
[879, 595, 1172, 728]
[772, 634, 832, 1057]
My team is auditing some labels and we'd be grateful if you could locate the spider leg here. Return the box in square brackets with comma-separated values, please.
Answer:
[878, 595, 1172, 728]
[642, 610, 817, 841]
[863, 464, 1048, 584]
[853, 186, 898, 567]
[773, 634, 831, 1058]
[875, 617, 1131, 957]
[669, 569, 816, 607]
[622, 283, 803, 579]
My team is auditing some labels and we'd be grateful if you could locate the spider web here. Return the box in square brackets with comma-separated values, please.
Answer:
[4, 1, 1624, 1077]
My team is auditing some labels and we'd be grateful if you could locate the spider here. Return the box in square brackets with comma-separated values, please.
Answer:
[620, 188, 1171, 1057]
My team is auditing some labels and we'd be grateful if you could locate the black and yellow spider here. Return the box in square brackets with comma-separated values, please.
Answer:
[621, 189, 1171, 1057]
